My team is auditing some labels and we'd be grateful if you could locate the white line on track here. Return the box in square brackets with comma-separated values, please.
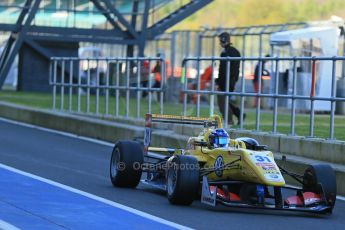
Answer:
[0, 163, 192, 230]
[0, 117, 192, 230]
[0, 220, 21, 230]
[1, 117, 345, 203]
[337, 196, 345, 201]
[0, 117, 114, 147]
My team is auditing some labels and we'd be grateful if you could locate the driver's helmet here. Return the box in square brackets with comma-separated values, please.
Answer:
[208, 128, 229, 148]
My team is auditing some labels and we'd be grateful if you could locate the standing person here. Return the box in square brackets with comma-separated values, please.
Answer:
[140, 59, 150, 98]
[253, 54, 270, 107]
[189, 65, 213, 104]
[216, 32, 245, 125]
[151, 53, 169, 100]
[152, 54, 163, 100]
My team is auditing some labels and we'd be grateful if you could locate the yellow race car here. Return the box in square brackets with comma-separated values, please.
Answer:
[110, 114, 336, 214]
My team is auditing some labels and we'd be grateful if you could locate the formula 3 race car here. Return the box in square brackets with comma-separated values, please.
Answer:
[109, 114, 336, 214]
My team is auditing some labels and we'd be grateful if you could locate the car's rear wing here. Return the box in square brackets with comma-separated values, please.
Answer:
[144, 113, 222, 153]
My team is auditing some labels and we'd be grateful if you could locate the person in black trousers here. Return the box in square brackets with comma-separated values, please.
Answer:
[253, 54, 270, 107]
[216, 32, 245, 125]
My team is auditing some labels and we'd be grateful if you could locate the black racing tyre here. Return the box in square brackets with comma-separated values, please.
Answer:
[303, 164, 337, 209]
[132, 138, 144, 151]
[166, 155, 200, 205]
[110, 140, 143, 188]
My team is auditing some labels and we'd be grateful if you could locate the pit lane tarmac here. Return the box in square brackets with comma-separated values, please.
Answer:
[0, 118, 345, 230]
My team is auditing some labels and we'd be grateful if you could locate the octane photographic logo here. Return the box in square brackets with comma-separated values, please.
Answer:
[116, 161, 126, 171]
[115, 161, 202, 171]
[214, 156, 223, 177]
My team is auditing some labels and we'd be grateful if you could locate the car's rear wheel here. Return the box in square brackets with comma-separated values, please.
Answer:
[303, 164, 336, 211]
[166, 155, 199, 205]
[110, 140, 143, 188]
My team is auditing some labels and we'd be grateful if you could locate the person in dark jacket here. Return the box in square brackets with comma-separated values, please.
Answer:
[253, 54, 270, 107]
[216, 32, 245, 125]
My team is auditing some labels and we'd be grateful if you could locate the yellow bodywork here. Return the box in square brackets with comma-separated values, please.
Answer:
[148, 114, 285, 187]
[185, 138, 285, 187]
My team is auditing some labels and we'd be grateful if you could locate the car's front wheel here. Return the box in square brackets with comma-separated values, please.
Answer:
[166, 155, 199, 205]
[303, 164, 336, 211]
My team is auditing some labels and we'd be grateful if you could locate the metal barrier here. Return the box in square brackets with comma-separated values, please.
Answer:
[50, 56, 166, 119]
[50, 55, 345, 140]
[182, 56, 345, 139]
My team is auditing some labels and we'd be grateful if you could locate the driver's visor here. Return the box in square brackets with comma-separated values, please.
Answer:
[217, 137, 228, 145]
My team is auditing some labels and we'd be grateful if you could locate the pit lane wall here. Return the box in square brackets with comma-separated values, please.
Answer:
[0, 101, 345, 195]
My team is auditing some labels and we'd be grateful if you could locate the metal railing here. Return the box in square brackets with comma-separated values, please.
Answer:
[50, 55, 345, 140]
[182, 56, 345, 139]
[50, 56, 166, 119]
